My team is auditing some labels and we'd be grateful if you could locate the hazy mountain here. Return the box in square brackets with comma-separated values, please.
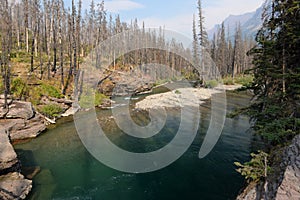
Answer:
[208, 5, 264, 40]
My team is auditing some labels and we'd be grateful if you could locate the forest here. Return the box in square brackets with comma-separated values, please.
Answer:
[0, 0, 256, 109]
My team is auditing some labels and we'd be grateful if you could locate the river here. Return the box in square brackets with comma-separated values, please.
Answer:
[15, 89, 262, 200]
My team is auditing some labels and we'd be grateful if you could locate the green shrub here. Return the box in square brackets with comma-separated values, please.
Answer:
[234, 75, 253, 86]
[234, 151, 271, 183]
[175, 90, 181, 94]
[39, 83, 63, 98]
[39, 104, 63, 118]
[205, 80, 219, 88]
[79, 89, 107, 108]
[223, 77, 235, 85]
[11, 78, 29, 100]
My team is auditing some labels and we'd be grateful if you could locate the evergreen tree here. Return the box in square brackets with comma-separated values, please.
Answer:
[197, 0, 208, 47]
[248, 0, 300, 143]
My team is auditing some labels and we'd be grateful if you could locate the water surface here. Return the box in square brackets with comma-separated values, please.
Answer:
[15, 91, 261, 200]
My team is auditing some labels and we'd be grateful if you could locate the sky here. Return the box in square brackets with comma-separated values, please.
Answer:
[76, 0, 265, 36]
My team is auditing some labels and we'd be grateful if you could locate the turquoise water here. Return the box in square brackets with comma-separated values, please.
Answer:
[15, 91, 261, 200]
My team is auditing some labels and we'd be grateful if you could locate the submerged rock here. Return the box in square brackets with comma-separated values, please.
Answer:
[0, 172, 32, 200]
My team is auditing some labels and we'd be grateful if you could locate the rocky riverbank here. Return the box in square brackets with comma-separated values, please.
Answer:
[0, 99, 47, 199]
[0, 99, 46, 141]
[0, 128, 32, 200]
[237, 135, 300, 200]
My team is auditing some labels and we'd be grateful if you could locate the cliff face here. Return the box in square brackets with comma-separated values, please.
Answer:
[275, 135, 300, 199]
[237, 135, 300, 200]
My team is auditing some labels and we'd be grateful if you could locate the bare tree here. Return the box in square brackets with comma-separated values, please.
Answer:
[0, 0, 12, 108]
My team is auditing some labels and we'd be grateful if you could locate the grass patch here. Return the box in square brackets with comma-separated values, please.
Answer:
[39, 83, 63, 98]
[222, 75, 254, 86]
[29, 83, 63, 105]
[205, 80, 219, 88]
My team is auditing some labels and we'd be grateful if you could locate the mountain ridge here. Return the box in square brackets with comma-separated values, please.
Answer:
[208, 4, 264, 40]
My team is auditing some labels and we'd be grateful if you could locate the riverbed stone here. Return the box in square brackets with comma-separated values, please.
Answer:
[0, 172, 32, 200]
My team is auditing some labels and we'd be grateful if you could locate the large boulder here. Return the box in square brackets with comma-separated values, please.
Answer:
[10, 114, 46, 141]
[0, 100, 46, 141]
[0, 172, 32, 200]
[2, 100, 34, 120]
[0, 130, 18, 174]
[0, 114, 46, 141]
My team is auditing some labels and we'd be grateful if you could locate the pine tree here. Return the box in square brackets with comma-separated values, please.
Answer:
[197, 0, 208, 47]
[248, 0, 300, 143]
[217, 23, 227, 76]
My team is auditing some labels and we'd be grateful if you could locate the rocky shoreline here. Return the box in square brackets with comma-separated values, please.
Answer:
[0, 99, 47, 200]
[0, 127, 33, 200]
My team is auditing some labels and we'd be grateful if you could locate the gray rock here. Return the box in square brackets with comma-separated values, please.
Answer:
[0, 100, 34, 120]
[0, 130, 18, 173]
[0, 114, 46, 141]
[9, 114, 46, 141]
[61, 106, 80, 117]
[0, 172, 32, 200]
[275, 135, 300, 200]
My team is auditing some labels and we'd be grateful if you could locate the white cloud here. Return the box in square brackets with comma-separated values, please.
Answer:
[140, 14, 194, 37]
[137, 0, 264, 37]
[105, 0, 145, 13]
